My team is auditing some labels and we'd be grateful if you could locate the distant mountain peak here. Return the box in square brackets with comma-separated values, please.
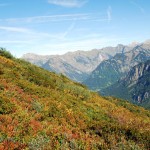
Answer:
[144, 39, 150, 44]
[128, 41, 140, 47]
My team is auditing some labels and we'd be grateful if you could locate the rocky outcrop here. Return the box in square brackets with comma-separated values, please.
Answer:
[102, 60, 150, 109]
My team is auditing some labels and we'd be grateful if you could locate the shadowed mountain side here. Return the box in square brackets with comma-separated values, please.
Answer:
[101, 60, 150, 109]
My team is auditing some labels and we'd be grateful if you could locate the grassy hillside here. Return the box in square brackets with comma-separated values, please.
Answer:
[0, 50, 150, 149]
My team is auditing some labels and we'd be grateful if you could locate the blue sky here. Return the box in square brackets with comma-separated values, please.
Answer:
[0, 0, 150, 57]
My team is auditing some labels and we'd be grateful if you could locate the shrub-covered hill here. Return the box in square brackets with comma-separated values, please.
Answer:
[0, 51, 150, 149]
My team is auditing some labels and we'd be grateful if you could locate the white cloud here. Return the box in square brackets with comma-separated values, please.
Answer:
[1, 13, 108, 24]
[48, 0, 88, 8]
[0, 40, 31, 44]
[107, 6, 112, 22]
[3, 14, 90, 23]
[0, 26, 31, 33]
[0, 7, 114, 57]
[62, 22, 75, 38]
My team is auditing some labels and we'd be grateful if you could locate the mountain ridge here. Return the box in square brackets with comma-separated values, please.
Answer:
[83, 44, 150, 91]
[22, 44, 134, 82]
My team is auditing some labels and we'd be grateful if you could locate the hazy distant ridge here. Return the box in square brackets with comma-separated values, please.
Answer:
[22, 44, 133, 82]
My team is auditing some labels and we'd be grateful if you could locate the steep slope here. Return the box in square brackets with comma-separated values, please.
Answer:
[102, 60, 150, 109]
[0, 50, 150, 149]
[22, 44, 132, 82]
[83, 43, 150, 91]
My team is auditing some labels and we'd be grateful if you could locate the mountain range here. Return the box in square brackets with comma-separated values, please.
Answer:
[22, 40, 150, 109]
[22, 44, 133, 82]
[83, 42, 150, 91]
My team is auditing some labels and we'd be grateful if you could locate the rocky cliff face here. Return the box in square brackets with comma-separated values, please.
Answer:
[125, 60, 150, 104]
[124, 60, 149, 85]
[102, 60, 150, 109]
[83, 43, 150, 91]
